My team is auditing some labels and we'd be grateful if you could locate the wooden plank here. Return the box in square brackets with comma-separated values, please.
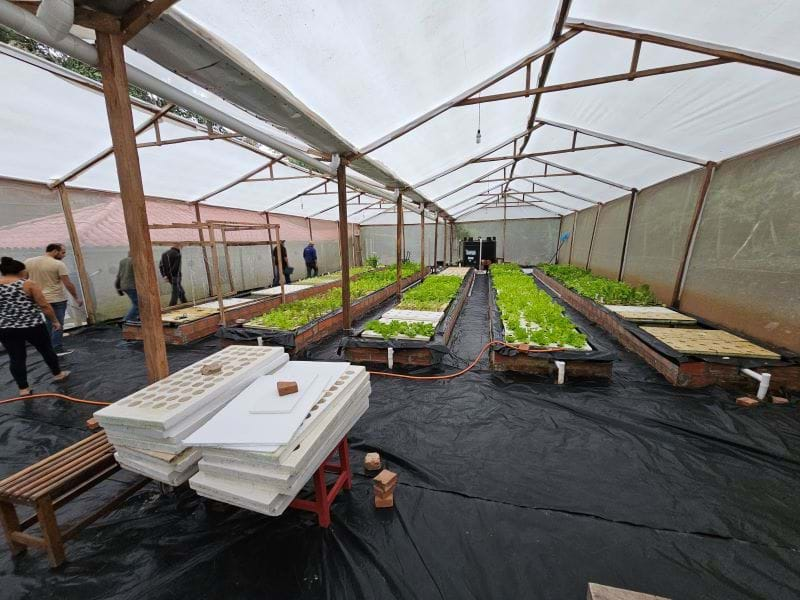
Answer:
[96, 31, 168, 383]
[205, 225, 227, 327]
[640, 327, 781, 360]
[194, 203, 214, 295]
[36, 499, 65, 567]
[337, 161, 352, 331]
[57, 186, 93, 324]
[419, 204, 426, 278]
[122, 0, 180, 42]
[220, 228, 236, 292]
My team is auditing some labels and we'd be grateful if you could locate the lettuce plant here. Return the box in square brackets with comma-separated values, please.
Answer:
[537, 264, 657, 306]
[396, 275, 462, 311]
[363, 320, 435, 340]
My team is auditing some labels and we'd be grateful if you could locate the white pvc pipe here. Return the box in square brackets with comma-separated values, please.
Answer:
[0, 0, 396, 203]
[741, 368, 771, 400]
[555, 360, 566, 385]
[387, 347, 394, 369]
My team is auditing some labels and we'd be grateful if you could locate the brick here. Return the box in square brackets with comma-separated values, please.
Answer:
[374, 493, 394, 509]
[277, 381, 299, 396]
[85, 417, 99, 431]
[587, 582, 670, 600]
[771, 396, 790, 405]
[736, 396, 759, 407]
[200, 362, 223, 375]
[374, 481, 396, 498]
[364, 452, 381, 471]
[373, 469, 398, 492]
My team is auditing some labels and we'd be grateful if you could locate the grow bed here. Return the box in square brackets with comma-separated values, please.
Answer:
[220, 265, 424, 355]
[489, 264, 614, 380]
[122, 267, 384, 345]
[532, 266, 800, 392]
[342, 269, 474, 367]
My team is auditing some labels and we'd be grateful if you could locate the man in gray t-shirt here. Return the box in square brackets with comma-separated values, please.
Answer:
[115, 253, 138, 322]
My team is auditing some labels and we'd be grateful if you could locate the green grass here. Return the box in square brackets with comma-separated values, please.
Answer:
[491, 263, 587, 349]
[537, 264, 658, 306]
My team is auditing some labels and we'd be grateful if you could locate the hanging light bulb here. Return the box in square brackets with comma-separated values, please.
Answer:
[475, 97, 482, 144]
[475, 128, 481, 144]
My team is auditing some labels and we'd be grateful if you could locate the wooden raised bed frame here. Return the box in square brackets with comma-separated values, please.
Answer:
[531, 267, 800, 392]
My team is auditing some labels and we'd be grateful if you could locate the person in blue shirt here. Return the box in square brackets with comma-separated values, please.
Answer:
[303, 241, 318, 278]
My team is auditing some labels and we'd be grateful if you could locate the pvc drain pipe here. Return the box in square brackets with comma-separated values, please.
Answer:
[554, 360, 566, 384]
[740, 368, 771, 400]
[387, 347, 394, 369]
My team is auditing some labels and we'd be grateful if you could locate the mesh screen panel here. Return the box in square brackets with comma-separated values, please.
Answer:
[587, 194, 631, 279]
[568, 207, 598, 268]
[557, 213, 575, 264]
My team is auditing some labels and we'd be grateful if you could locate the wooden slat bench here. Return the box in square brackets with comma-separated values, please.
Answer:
[0, 431, 149, 567]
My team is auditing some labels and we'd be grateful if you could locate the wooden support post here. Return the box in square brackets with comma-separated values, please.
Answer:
[220, 228, 236, 292]
[555, 216, 563, 263]
[307, 217, 313, 241]
[194, 203, 213, 295]
[336, 160, 352, 332]
[442, 219, 448, 265]
[206, 225, 227, 327]
[567, 213, 576, 265]
[275, 225, 285, 302]
[618, 189, 638, 281]
[586, 203, 601, 270]
[57, 185, 95, 324]
[396, 192, 403, 296]
[433, 211, 439, 271]
[419, 204, 426, 278]
[95, 32, 167, 382]
[502, 193, 508, 262]
[672, 162, 716, 308]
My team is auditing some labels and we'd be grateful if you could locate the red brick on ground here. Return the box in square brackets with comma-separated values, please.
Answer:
[772, 396, 789, 405]
[364, 452, 381, 471]
[736, 396, 759, 407]
[373, 469, 398, 492]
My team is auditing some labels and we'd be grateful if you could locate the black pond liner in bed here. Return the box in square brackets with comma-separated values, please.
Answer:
[338, 269, 473, 366]
[0, 278, 799, 599]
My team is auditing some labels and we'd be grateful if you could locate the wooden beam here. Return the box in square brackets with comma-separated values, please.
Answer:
[585, 203, 601, 269]
[136, 133, 239, 148]
[618, 189, 637, 281]
[357, 30, 580, 157]
[206, 224, 227, 326]
[523, 156, 633, 190]
[419, 203, 426, 278]
[307, 217, 313, 241]
[433, 211, 439, 270]
[396, 192, 403, 296]
[194, 156, 283, 203]
[275, 224, 286, 301]
[95, 31, 167, 382]
[49, 103, 175, 189]
[121, 0, 180, 43]
[628, 39, 642, 80]
[567, 18, 800, 78]
[57, 185, 95, 324]
[535, 118, 707, 165]
[336, 160, 352, 331]
[472, 143, 621, 162]
[672, 163, 716, 307]
[455, 58, 728, 106]
[73, 7, 120, 33]
[194, 203, 214, 295]
[220, 228, 236, 292]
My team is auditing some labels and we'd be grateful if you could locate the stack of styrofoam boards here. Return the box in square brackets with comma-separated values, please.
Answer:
[250, 284, 313, 296]
[94, 346, 289, 485]
[194, 297, 255, 309]
[188, 364, 370, 516]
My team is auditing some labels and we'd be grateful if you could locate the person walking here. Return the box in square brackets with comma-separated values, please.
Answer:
[0, 257, 70, 396]
[159, 243, 187, 306]
[24, 243, 83, 356]
[303, 241, 319, 278]
[271, 240, 292, 286]
[115, 252, 139, 322]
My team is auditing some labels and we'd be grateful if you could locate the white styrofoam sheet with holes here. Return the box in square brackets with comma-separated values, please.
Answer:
[195, 298, 256, 309]
[184, 361, 349, 448]
[117, 447, 201, 474]
[250, 284, 313, 296]
[382, 309, 444, 324]
[189, 470, 286, 516]
[94, 346, 288, 432]
[115, 453, 199, 486]
[202, 370, 369, 463]
[196, 394, 368, 494]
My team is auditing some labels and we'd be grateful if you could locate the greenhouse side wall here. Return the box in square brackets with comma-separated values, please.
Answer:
[586, 194, 630, 279]
[557, 212, 576, 264]
[455, 219, 559, 265]
[359, 222, 445, 266]
[680, 139, 800, 353]
[568, 206, 599, 269]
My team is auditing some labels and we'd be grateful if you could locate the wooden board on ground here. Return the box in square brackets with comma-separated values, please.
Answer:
[603, 305, 696, 325]
[640, 327, 781, 360]
[160, 306, 218, 324]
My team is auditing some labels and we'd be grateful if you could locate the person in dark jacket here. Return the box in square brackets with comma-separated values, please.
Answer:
[271, 241, 292, 286]
[159, 244, 187, 306]
[115, 252, 138, 322]
[303, 241, 318, 278]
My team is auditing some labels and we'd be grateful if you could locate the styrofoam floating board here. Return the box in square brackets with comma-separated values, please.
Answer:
[94, 346, 288, 431]
[604, 305, 696, 323]
[195, 297, 256, 309]
[184, 361, 349, 448]
[117, 447, 201, 474]
[382, 309, 444, 324]
[116, 453, 198, 486]
[251, 284, 313, 296]
[361, 329, 430, 340]
[190, 470, 286, 516]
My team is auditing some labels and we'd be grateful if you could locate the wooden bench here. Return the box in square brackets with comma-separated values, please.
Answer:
[0, 431, 148, 567]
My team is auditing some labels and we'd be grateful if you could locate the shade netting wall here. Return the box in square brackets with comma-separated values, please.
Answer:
[680, 140, 800, 352]
[557, 212, 576, 264]
[568, 206, 597, 269]
[360, 223, 446, 268]
[0, 178, 353, 321]
[586, 194, 630, 279]
[456, 219, 559, 265]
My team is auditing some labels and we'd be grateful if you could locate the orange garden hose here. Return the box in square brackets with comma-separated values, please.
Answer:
[0, 393, 110, 407]
[368, 339, 562, 381]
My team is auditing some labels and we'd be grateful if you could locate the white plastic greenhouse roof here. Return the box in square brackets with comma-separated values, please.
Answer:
[3, 0, 800, 223]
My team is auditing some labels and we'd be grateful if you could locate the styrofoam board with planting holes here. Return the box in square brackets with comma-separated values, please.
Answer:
[201, 367, 369, 463]
[196, 393, 369, 493]
[200, 376, 369, 475]
[116, 453, 199, 486]
[194, 297, 256, 309]
[117, 447, 201, 474]
[381, 309, 444, 324]
[183, 361, 350, 448]
[94, 346, 288, 432]
[250, 284, 313, 296]
[190, 470, 285, 516]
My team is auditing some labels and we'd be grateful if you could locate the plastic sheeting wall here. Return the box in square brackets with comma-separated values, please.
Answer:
[456, 219, 559, 265]
[680, 141, 800, 352]
[360, 223, 446, 267]
[622, 169, 705, 302]
[568, 206, 598, 269]
[586, 194, 631, 279]
[557, 212, 575, 264]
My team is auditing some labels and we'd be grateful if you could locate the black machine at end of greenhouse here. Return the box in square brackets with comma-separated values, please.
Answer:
[462, 237, 496, 267]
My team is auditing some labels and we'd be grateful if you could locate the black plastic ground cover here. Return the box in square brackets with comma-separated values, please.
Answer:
[0, 277, 799, 599]
[532, 267, 800, 368]
[489, 271, 616, 362]
[339, 270, 474, 365]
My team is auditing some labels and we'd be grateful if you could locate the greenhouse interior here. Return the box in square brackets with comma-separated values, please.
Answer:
[0, 1, 798, 599]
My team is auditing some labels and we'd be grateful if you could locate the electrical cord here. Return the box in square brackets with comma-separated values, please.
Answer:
[368, 339, 561, 381]
[0, 393, 110, 407]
